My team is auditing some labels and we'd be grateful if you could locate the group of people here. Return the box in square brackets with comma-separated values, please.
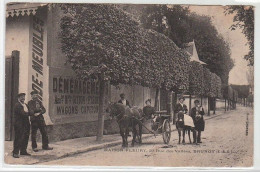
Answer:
[118, 93, 205, 143]
[175, 96, 205, 143]
[12, 91, 52, 158]
[12, 91, 204, 158]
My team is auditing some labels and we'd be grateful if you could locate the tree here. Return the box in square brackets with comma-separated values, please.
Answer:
[137, 5, 234, 85]
[230, 84, 250, 99]
[246, 66, 254, 93]
[189, 61, 204, 96]
[187, 14, 234, 85]
[225, 6, 254, 66]
[59, 4, 190, 139]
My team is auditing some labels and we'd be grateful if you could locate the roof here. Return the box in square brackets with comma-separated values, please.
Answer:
[6, 3, 47, 17]
[183, 40, 206, 65]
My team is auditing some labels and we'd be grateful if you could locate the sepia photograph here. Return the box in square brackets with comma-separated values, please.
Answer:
[3, 2, 255, 168]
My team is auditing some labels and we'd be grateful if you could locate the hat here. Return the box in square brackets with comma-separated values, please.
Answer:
[194, 99, 200, 103]
[17, 93, 26, 97]
[145, 99, 151, 104]
[120, 93, 125, 97]
[30, 91, 38, 95]
[179, 96, 185, 101]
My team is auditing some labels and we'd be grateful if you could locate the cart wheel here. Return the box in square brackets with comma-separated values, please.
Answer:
[162, 119, 171, 144]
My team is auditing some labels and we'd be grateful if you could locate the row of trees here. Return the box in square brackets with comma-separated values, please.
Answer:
[59, 4, 226, 140]
[120, 4, 234, 85]
[189, 61, 222, 98]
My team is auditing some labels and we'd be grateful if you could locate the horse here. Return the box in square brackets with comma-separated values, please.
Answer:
[106, 103, 143, 147]
[176, 112, 197, 144]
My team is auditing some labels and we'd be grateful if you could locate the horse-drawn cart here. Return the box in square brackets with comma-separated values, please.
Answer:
[107, 103, 172, 147]
[138, 110, 172, 144]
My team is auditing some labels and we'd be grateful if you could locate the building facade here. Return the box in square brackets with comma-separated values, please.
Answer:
[5, 4, 158, 141]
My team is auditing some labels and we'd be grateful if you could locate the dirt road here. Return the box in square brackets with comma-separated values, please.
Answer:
[42, 106, 253, 167]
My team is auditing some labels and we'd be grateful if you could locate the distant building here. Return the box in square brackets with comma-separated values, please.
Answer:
[183, 40, 206, 65]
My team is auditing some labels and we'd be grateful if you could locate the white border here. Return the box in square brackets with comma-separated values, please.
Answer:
[1, 0, 260, 171]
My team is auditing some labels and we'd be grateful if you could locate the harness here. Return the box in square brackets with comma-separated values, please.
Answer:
[115, 112, 127, 124]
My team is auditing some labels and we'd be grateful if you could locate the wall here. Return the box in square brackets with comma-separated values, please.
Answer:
[42, 5, 118, 141]
[110, 84, 156, 108]
[28, 6, 52, 124]
[216, 99, 225, 110]
[180, 95, 209, 115]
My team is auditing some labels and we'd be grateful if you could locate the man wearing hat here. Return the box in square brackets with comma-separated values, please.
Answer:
[118, 93, 131, 108]
[190, 100, 205, 143]
[28, 91, 53, 152]
[12, 93, 31, 158]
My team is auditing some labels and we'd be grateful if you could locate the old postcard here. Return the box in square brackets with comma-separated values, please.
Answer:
[3, 2, 254, 168]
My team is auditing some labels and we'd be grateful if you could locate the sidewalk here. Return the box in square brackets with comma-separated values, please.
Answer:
[4, 109, 227, 165]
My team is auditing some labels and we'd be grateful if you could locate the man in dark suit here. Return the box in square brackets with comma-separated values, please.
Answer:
[190, 100, 205, 143]
[118, 93, 131, 107]
[28, 91, 53, 152]
[12, 93, 31, 158]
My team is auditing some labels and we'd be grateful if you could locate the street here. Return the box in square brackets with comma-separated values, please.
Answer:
[42, 106, 253, 167]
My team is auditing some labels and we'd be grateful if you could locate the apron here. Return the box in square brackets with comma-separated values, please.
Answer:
[184, 114, 195, 127]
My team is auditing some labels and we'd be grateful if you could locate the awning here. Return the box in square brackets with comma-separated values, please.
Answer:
[6, 3, 47, 17]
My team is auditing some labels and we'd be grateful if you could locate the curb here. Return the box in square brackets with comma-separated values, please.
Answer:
[33, 111, 228, 164]
[32, 133, 156, 165]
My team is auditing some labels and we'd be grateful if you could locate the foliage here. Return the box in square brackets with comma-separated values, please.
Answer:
[202, 67, 222, 98]
[247, 93, 253, 103]
[225, 6, 254, 66]
[230, 84, 250, 98]
[216, 76, 222, 98]
[202, 67, 211, 97]
[59, 4, 190, 91]
[188, 61, 204, 95]
[137, 5, 234, 85]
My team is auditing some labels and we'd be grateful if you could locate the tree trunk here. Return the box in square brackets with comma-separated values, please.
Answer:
[208, 97, 210, 116]
[172, 92, 178, 124]
[96, 74, 105, 141]
[167, 91, 173, 122]
[225, 99, 227, 111]
[213, 97, 216, 114]
[189, 94, 192, 116]
[154, 88, 160, 111]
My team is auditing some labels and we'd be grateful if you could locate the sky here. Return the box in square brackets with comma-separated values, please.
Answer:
[189, 5, 250, 85]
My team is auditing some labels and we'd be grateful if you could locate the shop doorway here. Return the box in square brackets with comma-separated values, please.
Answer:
[5, 51, 20, 141]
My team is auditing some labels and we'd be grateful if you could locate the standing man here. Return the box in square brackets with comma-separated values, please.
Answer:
[190, 100, 205, 143]
[118, 93, 131, 108]
[13, 93, 31, 158]
[28, 91, 53, 152]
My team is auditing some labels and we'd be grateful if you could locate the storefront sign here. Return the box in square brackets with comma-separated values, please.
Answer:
[28, 7, 52, 124]
[52, 76, 100, 116]
[31, 15, 45, 100]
